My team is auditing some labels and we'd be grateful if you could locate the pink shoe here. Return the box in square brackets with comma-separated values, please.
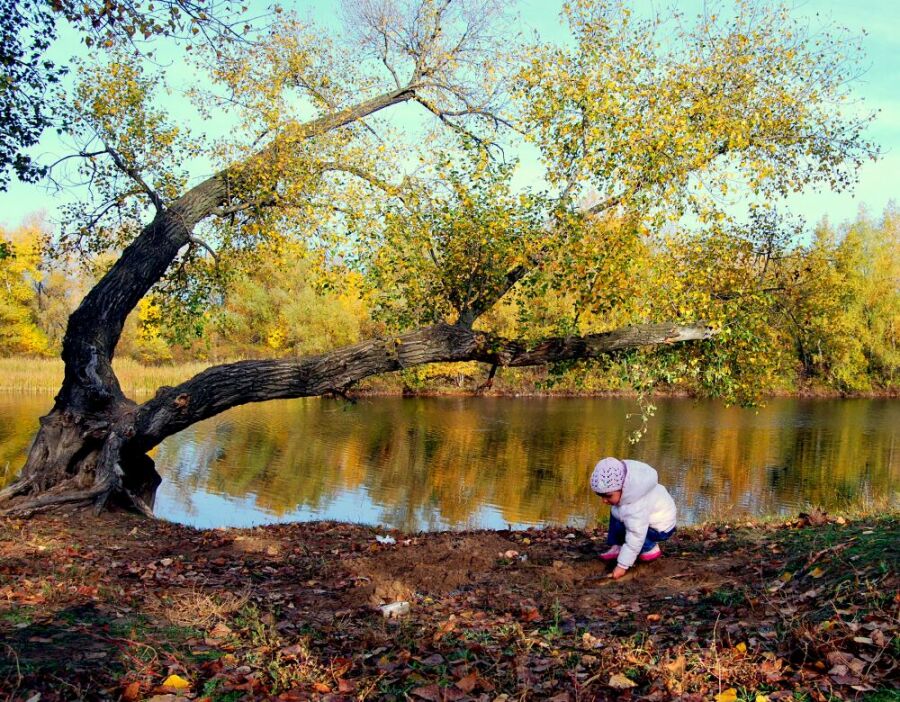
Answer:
[599, 545, 621, 561]
[638, 545, 662, 561]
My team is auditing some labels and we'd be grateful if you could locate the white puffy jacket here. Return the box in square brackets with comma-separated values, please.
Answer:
[611, 459, 677, 569]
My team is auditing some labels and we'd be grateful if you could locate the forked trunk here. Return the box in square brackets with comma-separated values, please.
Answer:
[2, 399, 161, 516]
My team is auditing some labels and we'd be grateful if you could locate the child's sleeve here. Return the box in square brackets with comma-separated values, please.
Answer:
[617, 514, 651, 569]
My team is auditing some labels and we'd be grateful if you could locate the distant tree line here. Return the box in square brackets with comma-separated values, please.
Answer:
[3, 204, 896, 395]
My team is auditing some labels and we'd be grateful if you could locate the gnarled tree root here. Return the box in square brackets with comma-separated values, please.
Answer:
[0, 480, 112, 518]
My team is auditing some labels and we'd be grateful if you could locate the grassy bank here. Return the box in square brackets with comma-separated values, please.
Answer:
[0, 357, 214, 395]
[1, 356, 897, 398]
[1, 510, 896, 701]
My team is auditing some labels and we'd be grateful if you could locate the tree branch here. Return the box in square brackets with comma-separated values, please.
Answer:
[104, 144, 164, 212]
[128, 321, 715, 451]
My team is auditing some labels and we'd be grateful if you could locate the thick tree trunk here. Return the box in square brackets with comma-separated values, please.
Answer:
[0, 321, 712, 517]
[0, 87, 422, 517]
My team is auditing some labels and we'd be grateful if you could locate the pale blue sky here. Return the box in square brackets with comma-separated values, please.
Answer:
[2, 0, 898, 231]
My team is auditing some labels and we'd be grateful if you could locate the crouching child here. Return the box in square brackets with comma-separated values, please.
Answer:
[590, 457, 677, 579]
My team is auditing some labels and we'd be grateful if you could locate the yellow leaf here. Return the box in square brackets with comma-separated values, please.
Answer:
[715, 689, 739, 702]
[735, 642, 747, 653]
[809, 567, 825, 578]
[162, 674, 190, 689]
[608, 673, 637, 689]
[756, 695, 770, 702]
[779, 571, 792, 583]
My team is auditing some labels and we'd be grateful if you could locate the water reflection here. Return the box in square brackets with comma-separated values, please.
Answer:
[1, 394, 897, 530]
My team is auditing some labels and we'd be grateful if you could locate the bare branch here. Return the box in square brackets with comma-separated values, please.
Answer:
[104, 144, 164, 211]
[186, 234, 219, 265]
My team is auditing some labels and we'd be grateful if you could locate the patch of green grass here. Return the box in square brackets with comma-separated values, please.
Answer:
[233, 604, 280, 648]
[188, 648, 225, 663]
[0, 607, 33, 626]
[108, 613, 151, 636]
[860, 690, 900, 702]
[461, 628, 495, 644]
[202, 678, 244, 702]
[539, 598, 565, 639]
[378, 676, 420, 697]
[160, 623, 205, 642]
[707, 587, 747, 607]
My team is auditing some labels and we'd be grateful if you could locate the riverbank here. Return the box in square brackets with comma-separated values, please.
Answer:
[1, 511, 896, 701]
[0, 357, 897, 399]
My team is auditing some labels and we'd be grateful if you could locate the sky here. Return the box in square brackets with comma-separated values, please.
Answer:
[2, 0, 898, 232]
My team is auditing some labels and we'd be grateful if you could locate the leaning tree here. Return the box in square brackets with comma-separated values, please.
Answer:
[0, 0, 875, 516]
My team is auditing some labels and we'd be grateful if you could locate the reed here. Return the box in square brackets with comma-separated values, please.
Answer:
[0, 357, 216, 395]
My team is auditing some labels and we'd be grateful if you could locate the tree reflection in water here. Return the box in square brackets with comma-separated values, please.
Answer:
[2, 395, 897, 529]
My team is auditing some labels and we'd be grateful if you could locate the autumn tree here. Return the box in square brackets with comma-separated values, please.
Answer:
[0, 223, 54, 356]
[0, 0, 876, 516]
[0, 0, 248, 189]
[777, 207, 899, 391]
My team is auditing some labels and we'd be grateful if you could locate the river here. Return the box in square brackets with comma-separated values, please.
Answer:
[1, 394, 897, 530]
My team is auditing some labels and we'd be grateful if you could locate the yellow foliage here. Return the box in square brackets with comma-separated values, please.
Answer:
[0, 223, 52, 357]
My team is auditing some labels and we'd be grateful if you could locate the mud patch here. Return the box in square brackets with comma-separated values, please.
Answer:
[347, 532, 519, 604]
[231, 534, 283, 556]
[338, 530, 738, 610]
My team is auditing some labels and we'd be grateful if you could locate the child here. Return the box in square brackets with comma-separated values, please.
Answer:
[590, 457, 677, 580]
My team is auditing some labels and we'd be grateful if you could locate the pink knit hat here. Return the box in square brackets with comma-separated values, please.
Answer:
[590, 457, 627, 494]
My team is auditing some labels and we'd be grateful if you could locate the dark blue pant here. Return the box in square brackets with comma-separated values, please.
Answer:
[607, 513, 676, 552]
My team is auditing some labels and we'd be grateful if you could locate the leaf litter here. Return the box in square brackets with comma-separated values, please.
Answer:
[0, 511, 896, 700]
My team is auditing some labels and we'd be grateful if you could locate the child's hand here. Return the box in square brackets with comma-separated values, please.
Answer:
[609, 566, 628, 579]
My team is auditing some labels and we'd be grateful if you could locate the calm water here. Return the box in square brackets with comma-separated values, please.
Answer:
[1, 393, 897, 530]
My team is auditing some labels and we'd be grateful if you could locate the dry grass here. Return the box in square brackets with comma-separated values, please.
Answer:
[161, 588, 251, 628]
[0, 357, 219, 395]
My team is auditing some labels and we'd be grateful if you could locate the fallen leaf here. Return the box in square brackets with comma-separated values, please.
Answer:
[411, 684, 443, 701]
[582, 631, 602, 648]
[520, 606, 541, 622]
[161, 674, 189, 690]
[809, 567, 825, 578]
[279, 643, 306, 659]
[122, 681, 142, 701]
[735, 642, 747, 654]
[608, 673, 637, 689]
[209, 622, 232, 638]
[337, 679, 356, 693]
[646, 613, 661, 622]
[715, 689, 739, 702]
[664, 655, 686, 676]
[830, 674, 862, 686]
[755, 695, 770, 702]
[456, 673, 478, 693]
